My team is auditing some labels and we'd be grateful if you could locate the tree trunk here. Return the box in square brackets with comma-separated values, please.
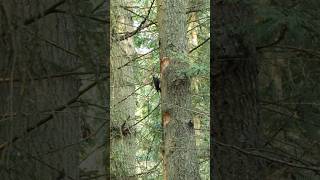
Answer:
[77, 1, 108, 180]
[212, 1, 266, 179]
[0, 0, 80, 179]
[110, 0, 137, 179]
[157, 0, 200, 179]
[188, 11, 201, 145]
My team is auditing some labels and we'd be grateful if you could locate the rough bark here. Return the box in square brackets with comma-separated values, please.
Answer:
[0, 0, 80, 179]
[110, 0, 137, 179]
[157, 0, 200, 179]
[212, 1, 266, 179]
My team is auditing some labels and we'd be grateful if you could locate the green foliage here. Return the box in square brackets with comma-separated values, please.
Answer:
[186, 62, 209, 78]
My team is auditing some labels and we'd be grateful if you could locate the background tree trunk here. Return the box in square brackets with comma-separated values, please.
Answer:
[0, 0, 80, 179]
[212, 1, 266, 179]
[110, 0, 137, 179]
[77, 1, 108, 180]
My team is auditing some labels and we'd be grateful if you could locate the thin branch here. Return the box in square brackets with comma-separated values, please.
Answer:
[186, 4, 209, 14]
[117, 37, 210, 70]
[162, 102, 210, 117]
[117, 48, 159, 70]
[41, 120, 106, 156]
[80, 142, 106, 164]
[213, 140, 320, 173]
[256, 25, 287, 50]
[273, 45, 320, 59]
[23, 28, 81, 58]
[117, 4, 208, 42]
[117, 0, 156, 41]
[129, 103, 160, 129]
[113, 83, 149, 107]
[24, 0, 66, 25]
[128, 161, 161, 178]
[0, 78, 105, 152]
[120, 5, 157, 25]
[189, 37, 210, 53]
[77, 100, 108, 111]
[91, 0, 106, 13]
[10, 145, 75, 180]
[40, 36, 81, 58]
[54, 10, 109, 24]
[0, 71, 107, 84]
[120, 4, 208, 14]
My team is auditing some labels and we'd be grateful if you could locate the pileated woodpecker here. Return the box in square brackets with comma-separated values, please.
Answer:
[153, 76, 161, 92]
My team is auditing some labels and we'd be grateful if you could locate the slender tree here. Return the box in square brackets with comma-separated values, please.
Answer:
[110, 0, 137, 179]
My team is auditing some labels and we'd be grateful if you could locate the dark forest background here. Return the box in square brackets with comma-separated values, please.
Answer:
[0, 0, 319, 179]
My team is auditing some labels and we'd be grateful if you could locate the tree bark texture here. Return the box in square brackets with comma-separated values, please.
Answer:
[77, 1, 109, 180]
[157, 0, 200, 179]
[110, 0, 137, 179]
[0, 1, 80, 179]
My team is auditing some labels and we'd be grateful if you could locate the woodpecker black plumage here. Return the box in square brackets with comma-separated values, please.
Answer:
[153, 76, 161, 92]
